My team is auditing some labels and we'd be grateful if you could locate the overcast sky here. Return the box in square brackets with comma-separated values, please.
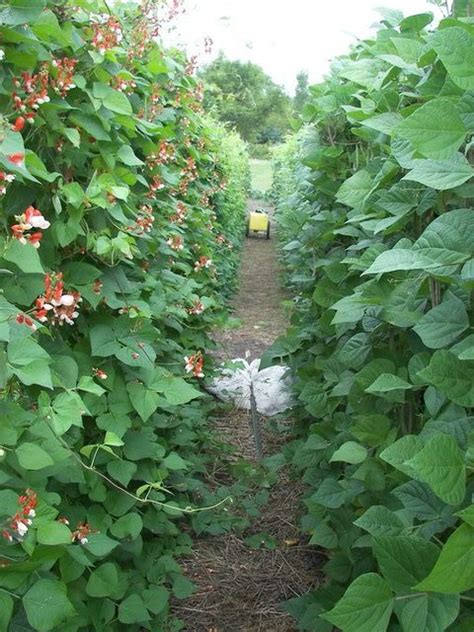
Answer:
[166, 0, 443, 94]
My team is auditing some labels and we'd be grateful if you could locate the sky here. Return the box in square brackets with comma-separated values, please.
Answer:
[166, 0, 443, 94]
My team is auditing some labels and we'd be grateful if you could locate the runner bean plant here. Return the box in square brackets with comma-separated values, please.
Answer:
[0, 0, 249, 629]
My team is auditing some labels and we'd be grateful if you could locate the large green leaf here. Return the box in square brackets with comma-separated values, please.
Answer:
[329, 441, 367, 464]
[396, 99, 467, 160]
[415, 208, 474, 254]
[413, 292, 469, 349]
[354, 506, 406, 537]
[406, 434, 466, 505]
[363, 248, 468, 275]
[402, 153, 474, 190]
[416, 524, 474, 593]
[336, 170, 373, 208]
[86, 563, 119, 598]
[2, 239, 44, 273]
[23, 579, 75, 632]
[127, 382, 160, 422]
[418, 351, 474, 407]
[17, 442, 54, 470]
[118, 594, 150, 624]
[373, 535, 439, 592]
[395, 593, 459, 632]
[322, 573, 393, 632]
[431, 27, 474, 90]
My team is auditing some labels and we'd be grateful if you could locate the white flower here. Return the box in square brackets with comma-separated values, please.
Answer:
[0, 50, 4, 61]
[29, 215, 50, 230]
[80, 537, 88, 545]
[16, 522, 28, 537]
[59, 294, 75, 306]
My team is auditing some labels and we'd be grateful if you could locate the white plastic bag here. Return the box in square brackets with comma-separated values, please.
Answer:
[209, 358, 294, 416]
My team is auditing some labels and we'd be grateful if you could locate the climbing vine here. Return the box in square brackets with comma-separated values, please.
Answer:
[271, 5, 474, 631]
[0, 0, 248, 629]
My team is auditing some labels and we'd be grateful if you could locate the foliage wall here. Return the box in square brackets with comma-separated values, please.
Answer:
[0, 1, 248, 630]
[271, 7, 474, 632]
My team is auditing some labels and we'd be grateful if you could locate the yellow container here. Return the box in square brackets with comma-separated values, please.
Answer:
[248, 211, 269, 232]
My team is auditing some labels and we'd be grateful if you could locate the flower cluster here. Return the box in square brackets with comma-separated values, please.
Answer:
[92, 279, 103, 295]
[2, 489, 37, 543]
[11, 205, 50, 248]
[0, 171, 15, 196]
[34, 273, 82, 326]
[184, 352, 204, 378]
[146, 141, 176, 168]
[13, 67, 50, 114]
[91, 15, 123, 54]
[130, 205, 155, 234]
[187, 300, 205, 315]
[93, 367, 108, 380]
[147, 175, 166, 198]
[112, 76, 137, 93]
[71, 522, 96, 545]
[167, 235, 184, 251]
[170, 201, 187, 224]
[194, 256, 212, 272]
[50, 57, 78, 96]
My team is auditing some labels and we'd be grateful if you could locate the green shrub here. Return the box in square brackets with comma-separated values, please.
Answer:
[0, 1, 248, 629]
[272, 7, 474, 632]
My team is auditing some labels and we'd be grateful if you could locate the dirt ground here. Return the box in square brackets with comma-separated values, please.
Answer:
[173, 201, 323, 632]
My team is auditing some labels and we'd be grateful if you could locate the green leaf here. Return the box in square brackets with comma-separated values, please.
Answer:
[418, 350, 474, 407]
[36, 522, 72, 545]
[162, 451, 188, 470]
[406, 434, 466, 505]
[63, 128, 81, 147]
[336, 170, 373, 208]
[127, 382, 160, 422]
[69, 113, 111, 141]
[310, 478, 346, 509]
[0, 0, 46, 25]
[118, 594, 150, 624]
[402, 153, 474, 190]
[23, 579, 75, 632]
[363, 248, 468, 275]
[143, 586, 169, 615]
[413, 292, 469, 349]
[431, 26, 474, 90]
[85, 533, 119, 557]
[415, 208, 474, 255]
[0, 592, 14, 631]
[373, 535, 439, 592]
[110, 513, 143, 539]
[395, 593, 459, 632]
[322, 573, 393, 632]
[380, 435, 424, 478]
[2, 239, 44, 273]
[86, 563, 119, 598]
[329, 441, 367, 464]
[416, 523, 474, 593]
[396, 99, 466, 160]
[456, 504, 474, 527]
[106, 459, 137, 487]
[117, 145, 144, 166]
[365, 373, 412, 393]
[354, 506, 406, 537]
[17, 442, 54, 470]
[103, 90, 133, 115]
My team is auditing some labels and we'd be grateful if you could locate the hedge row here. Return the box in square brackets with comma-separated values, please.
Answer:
[271, 6, 474, 632]
[0, 1, 248, 630]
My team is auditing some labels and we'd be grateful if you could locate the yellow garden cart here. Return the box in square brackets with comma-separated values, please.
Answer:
[246, 209, 270, 239]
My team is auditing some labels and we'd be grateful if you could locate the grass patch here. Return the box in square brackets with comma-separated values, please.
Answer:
[250, 159, 273, 194]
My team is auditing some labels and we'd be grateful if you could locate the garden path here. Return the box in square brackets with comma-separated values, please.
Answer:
[174, 201, 322, 632]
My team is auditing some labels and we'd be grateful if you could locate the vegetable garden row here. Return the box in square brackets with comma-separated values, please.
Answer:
[0, 1, 249, 630]
[271, 4, 474, 631]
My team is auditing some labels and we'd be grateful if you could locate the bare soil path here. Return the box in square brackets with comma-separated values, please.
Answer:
[174, 201, 322, 632]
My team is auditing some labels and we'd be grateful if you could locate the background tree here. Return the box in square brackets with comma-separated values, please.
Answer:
[199, 54, 291, 147]
[293, 71, 309, 114]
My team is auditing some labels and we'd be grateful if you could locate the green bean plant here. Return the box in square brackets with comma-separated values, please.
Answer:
[270, 4, 474, 631]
